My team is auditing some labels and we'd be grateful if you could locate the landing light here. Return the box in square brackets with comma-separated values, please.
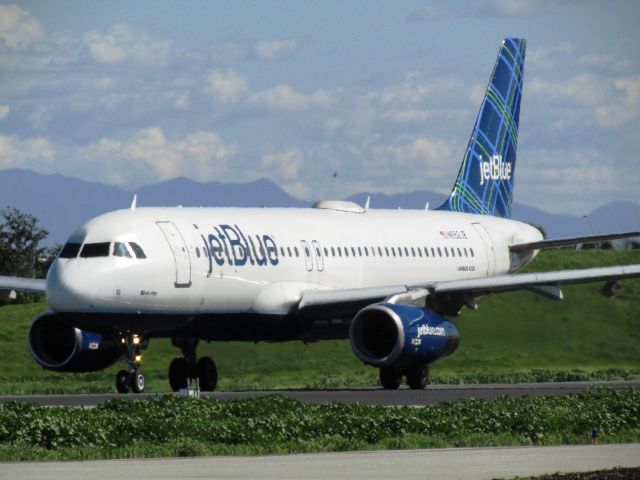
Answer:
[132, 335, 141, 345]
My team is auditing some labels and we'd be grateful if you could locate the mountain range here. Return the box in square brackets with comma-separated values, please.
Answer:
[0, 168, 638, 246]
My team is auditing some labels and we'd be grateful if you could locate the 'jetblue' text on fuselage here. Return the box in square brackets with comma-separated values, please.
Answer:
[200, 224, 278, 269]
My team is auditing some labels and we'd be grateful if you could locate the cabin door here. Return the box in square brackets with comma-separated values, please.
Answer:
[157, 221, 192, 287]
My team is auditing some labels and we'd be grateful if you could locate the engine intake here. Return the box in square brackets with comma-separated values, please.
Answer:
[28, 312, 122, 372]
[350, 303, 459, 367]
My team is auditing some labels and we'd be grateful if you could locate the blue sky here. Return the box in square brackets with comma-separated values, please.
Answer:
[1, 0, 639, 214]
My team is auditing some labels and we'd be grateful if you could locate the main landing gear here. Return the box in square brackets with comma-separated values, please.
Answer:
[168, 337, 218, 392]
[379, 364, 430, 390]
[115, 334, 146, 394]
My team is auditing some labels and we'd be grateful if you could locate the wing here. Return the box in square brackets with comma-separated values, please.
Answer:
[0, 276, 46, 294]
[298, 264, 640, 317]
[510, 231, 640, 252]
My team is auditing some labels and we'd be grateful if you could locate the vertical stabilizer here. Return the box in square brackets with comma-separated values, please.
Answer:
[438, 38, 526, 218]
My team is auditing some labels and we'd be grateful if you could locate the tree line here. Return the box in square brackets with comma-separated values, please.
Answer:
[0, 207, 60, 279]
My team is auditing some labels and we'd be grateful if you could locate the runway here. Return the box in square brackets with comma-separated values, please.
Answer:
[2, 444, 638, 480]
[1, 380, 638, 407]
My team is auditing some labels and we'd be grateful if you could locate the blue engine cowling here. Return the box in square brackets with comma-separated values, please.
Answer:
[349, 303, 460, 367]
[28, 312, 123, 372]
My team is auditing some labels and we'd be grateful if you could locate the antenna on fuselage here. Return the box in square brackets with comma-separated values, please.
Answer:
[130, 194, 137, 211]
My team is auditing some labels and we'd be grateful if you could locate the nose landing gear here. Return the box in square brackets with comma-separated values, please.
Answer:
[115, 334, 146, 394]
[169, 337, 218, 392]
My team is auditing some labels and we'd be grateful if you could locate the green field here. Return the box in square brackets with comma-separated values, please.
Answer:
[0, 250, 638, 394]
[1, 388, 639, 461]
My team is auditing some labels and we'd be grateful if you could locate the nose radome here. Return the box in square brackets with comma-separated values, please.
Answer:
[46, 260, 96, 311]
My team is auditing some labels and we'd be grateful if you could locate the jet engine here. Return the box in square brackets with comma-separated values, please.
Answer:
[349, 303, 460, 367]
[28, 312, 122, 372]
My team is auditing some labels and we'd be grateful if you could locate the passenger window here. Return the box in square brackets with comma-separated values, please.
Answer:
[378, 247, 383, 256]
[364, 247, 368, 256]
[464, 247, 468, 257]
[457, 248, 462, 257]
[287, 247, 292, 257]
[445, 247, 449, 257]
[338, 247, 342, 257]
[470, 248, 474, 257]
[437, 247, 442, 257]
[294, 247, 299, 257]
[398, 247, 402, 258]
[418, 248, 422, 257]
[324, 247, 328, 256]
[345, 247, 349, 257]
[411, 247, 416, 257]
[391, 247, 396, 257]
[81, 242, 111, 258]
[431, 247, 436, 257]
[59, 242, 81, 259]
[404, 247, 409, 256]
[280, 247, 286, 257]
[129, 242, 147, 259]
[358, 247, 362, 256]
[424, 247, 429, 257]
[385, 247, 389, 256]
[331, 247, 336, 256]
[196, 247, 201, 258]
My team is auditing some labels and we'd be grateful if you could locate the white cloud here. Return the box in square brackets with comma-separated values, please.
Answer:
[0, 134, 55, 169]
[529, 74, 607, 107]
[0, 105, 9, 121]
[527, 41, 574, 72]
[594, 75, 640, 128]
[260, 148, 304, 180]
[84, 24, 172, 66]
[248, 84, 333, 112]
[254, 39, 299, 60]
[529, 73, 640, 129]
[124, 128, 236, 180]
[205, 69, 249, 104]
[0, 4, 42, 49]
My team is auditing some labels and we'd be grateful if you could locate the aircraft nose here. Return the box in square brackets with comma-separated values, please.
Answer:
[46, 260, 97, 311]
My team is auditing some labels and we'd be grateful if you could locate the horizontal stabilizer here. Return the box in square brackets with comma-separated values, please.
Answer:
[510, 231, 640, 252]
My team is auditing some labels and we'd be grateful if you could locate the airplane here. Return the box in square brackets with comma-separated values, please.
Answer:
[1, 38, 639, 394]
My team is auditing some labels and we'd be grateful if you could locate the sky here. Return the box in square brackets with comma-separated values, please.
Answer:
[0, 0, 639, 215]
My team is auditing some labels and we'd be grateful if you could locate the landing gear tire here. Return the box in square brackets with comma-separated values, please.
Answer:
[196, 357, 218, 392]
[131, 372, 145, 393]
[380, 367, 402, 390]
[116, 370, 130, 394]
[406, 365, 429, 390]
[169, 357, 189, 391]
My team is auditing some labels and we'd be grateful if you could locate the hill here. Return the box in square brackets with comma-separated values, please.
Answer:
[0, 249, 637, 394]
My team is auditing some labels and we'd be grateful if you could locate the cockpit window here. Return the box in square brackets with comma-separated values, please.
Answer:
[113, 242, 132, 258]
[129, 242, 147, 259]
[80, 242, 111, 258]
[59, 242, 81, 259]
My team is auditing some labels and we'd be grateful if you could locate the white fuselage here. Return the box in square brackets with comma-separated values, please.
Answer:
[46, 203, 542, 325]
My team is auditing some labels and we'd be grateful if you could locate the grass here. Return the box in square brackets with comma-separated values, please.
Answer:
[0, 249, 638, 394]
[1, 387, 638, 461]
